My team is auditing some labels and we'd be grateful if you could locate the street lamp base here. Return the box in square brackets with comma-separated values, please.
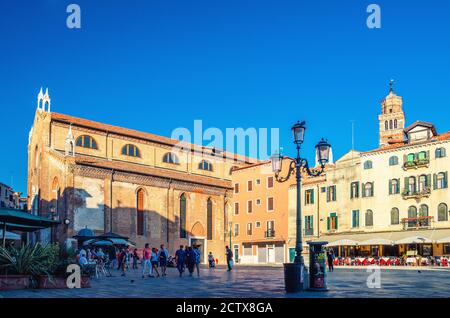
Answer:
[283, 263, 306, 293]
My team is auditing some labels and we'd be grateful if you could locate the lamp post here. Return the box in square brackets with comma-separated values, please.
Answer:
[271, 121, 331, 292]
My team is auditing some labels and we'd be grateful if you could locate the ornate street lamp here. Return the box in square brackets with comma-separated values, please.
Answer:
[271, 121, 330, 292]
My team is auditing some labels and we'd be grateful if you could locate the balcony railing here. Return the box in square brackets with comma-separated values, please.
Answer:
[401, 216, 433, 230]
[265, 229, 275, 238]
[402, 187, 431, 199]
[403, 158, 429, 170]
[303, 228, 314, 236]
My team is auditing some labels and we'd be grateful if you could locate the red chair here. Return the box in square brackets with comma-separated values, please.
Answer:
[370, 258, 376, 265]
[442, 258, 448, 267]
[380, 258, 386, 266]
[333, 258, 339, 266]
[357, 259, 362, 266]
[385, 258, 391, 266]
[363, 258, 370, 266]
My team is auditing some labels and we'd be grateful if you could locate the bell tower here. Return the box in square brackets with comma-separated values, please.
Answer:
[378, 80, 405, 147]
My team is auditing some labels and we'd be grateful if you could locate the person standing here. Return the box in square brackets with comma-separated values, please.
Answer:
[327, 249, 335, 272]
[193, 245, 201, 277]
[225, 246, 233, 271]
[142, 243, 152, 278]
[158, 244, 169, 276]
[119, 247, 129, 277]
[132, 248, 139, 270]
[208, 252, 215, 268]
[186, 246, 195, 276]
[175, 245, 186, 277]
[151, 247, 160, 278]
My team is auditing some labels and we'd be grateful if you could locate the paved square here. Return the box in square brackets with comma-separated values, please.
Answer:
[1, 266, 450, 298]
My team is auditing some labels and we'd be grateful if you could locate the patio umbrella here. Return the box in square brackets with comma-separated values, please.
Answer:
[97, 231, 129, 240]
[91, 240, 114, 246]
[0, 208, 60, 247]
[0, 230, 21, 240]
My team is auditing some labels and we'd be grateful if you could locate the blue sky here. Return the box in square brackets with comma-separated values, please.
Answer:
[1, 0, 449, 195]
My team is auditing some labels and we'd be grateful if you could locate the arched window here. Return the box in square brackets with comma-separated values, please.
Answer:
[34, 145, 39, 169]
[207, 198, 213, 240]
[51, 177, 60, 215]
[408, 176, 416, 194]
[407, 206, 417, 228]
[418, 174, 429, 192]
[363, 182, 374, 197]
[122, 144, 141, 157]
[438, 203, 448, 222]
[385, 121, 389, 130]
[436, 147, 446, 158]
[137, 189, 145, 236]
[389, 156, 398, 166]
[76, 135, 98, 149]
[365, 210, 374, 227]
[180, 194, 187, 238]
[389, 120, 393, 130]
[363, 160, 373, 170]
[394, 119, 398, 129]
[419, 204, 429, 227]
[163, 152, 179, 164]
[199, 160, 213, 172]
[436, 172, 447, 189]
[390, 179, 399, 195]
[406, 153, 415, 163]
[391, 208, 399, 225]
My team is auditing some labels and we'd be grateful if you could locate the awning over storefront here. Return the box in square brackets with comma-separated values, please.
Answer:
[314, 228, 450, 246]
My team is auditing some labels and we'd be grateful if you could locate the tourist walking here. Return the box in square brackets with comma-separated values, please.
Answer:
[132, 248, 139, 269]
[119, 247, 129, 276]
[186, 246, 196, 276]
[225, 246, 233, 271]
[142, 243, 152, 278]
[208, 252, 215, 268]
[158, 244, 169, 276]
[151, 247, 160, 277]
[175, 245, 186, 277]
[327, 249, 335, 272]
[193, 245, 201, 277]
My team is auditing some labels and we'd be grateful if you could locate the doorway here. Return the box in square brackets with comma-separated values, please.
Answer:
[233, 244, 239, 263]
[267, 246, 275, 263]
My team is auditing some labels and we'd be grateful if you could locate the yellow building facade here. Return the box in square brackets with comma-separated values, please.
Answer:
[291, 87, 450, 258]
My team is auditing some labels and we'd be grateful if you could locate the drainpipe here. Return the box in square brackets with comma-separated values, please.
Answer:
[166, 178, 173, 248]
[110, 169, 115, 232]
[317, 184, 320, 239]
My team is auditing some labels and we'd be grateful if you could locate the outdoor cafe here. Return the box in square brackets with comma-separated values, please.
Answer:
[314, 228, 450, 267]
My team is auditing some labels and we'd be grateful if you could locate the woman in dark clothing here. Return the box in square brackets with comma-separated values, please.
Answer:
[327, 249, 334, 272]
[186, 246, 196, 276]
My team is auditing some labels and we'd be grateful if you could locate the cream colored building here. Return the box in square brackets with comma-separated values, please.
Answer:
[290, 86, 450, 258]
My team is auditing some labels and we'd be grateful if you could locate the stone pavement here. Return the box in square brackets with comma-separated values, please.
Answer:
[1, 265, 450, 298]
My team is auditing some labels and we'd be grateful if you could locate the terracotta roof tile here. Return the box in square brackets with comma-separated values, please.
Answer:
[51, 112, 258, 164]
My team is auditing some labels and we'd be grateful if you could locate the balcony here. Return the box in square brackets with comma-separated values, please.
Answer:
[402, 187, 431, 200]
[265, 229, 275, 238]
[401, 216, 433, 230]
[303, 228, 314, 236]
[403, 159, 429, 170]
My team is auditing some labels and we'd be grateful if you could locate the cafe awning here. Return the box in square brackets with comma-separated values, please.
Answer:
[327, 239, 359, 246]
[0, 230, 21, 240]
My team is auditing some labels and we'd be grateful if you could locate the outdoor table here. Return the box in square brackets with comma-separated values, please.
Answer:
[406, 257, 416, 266]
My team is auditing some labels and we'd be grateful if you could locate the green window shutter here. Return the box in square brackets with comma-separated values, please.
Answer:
[311, 189, 315, 204]
[445, 172, 449, 188]
[327, 217, 330, 230]
[356, 182, 359, 197]
[433, 174, 437, 190]
[404, 177, 409, 192]
[427, 174, 432, 188]
[304, 216, 308, 229]
[333, 186, 336, 201]
[389, 180, 392, 195]
[362, 183, 366, 197]
[311, 215, 314, 229]
[396, 179, 400, 193]
[350, 183, 353, 199]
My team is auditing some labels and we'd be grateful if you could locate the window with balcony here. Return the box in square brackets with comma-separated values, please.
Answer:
[438, 203, 448, 222]
[305, 189, 314, 205]
[407, 206, 417, 228]
[418, 174, 431, 192]
[266, 221, 275, 238]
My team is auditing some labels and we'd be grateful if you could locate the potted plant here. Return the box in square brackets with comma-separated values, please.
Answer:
[0, 243, 58, 290]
